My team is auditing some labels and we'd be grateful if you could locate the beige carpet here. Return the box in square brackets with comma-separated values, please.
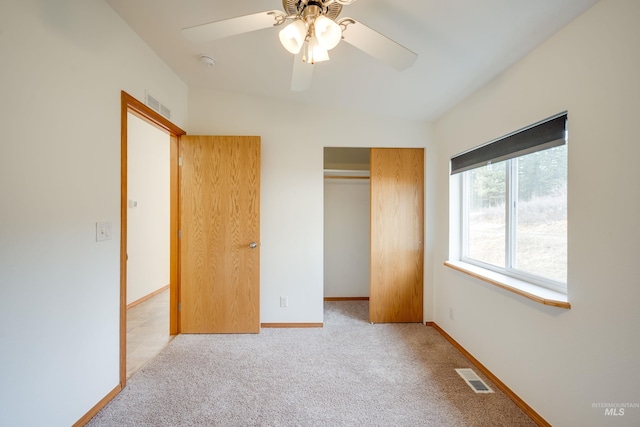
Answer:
[88, 301, 535, 426]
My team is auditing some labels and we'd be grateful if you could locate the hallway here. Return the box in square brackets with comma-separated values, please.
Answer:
[127, 289, 171, 378]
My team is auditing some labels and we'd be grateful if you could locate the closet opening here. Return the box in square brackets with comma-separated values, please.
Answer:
[323, 147, 370, 302]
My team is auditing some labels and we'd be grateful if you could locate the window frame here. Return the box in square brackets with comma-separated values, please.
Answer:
[456, 116, 568, 295]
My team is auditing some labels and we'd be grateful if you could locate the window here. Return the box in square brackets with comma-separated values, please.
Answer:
[451, 113, 567, 293]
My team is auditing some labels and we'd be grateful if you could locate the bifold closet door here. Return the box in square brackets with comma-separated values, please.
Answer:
[370, 148, 424, 323]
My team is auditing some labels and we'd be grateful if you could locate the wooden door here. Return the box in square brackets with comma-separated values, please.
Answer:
[370, 148, 424, 323]
[179, 136, 260, 333]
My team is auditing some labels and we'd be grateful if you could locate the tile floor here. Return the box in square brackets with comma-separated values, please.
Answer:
[127, 289, 172, 378]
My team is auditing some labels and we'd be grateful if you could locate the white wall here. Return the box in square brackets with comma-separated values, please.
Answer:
[187, 90, 433, 324]
[324, 179, 370, 298]
[431, 0, 640, 425]
[0, 1, 187, 426]
[127, 113, 170, 305]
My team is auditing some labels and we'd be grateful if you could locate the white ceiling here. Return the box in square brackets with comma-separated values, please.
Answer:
[105, 0, 597, 121]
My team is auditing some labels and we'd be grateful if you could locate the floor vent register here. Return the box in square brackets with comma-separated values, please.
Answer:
[455, 368, 494, 393]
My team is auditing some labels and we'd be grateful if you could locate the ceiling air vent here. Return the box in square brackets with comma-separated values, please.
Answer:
[455, 368, 494, 394]
[145, 92, 171, 120]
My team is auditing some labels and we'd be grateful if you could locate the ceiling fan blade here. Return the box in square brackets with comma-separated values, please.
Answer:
[291, 53, 314, 92]
[182, 11, 283, 43]
[339, 18, 417, 71]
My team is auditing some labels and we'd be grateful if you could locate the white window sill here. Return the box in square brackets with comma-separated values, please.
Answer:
[444, 260, 571, 309]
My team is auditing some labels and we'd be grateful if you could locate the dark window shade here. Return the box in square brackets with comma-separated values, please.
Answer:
[451, 113, 567, 175]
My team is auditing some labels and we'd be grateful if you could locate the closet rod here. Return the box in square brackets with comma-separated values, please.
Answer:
[324, 175, 370, 180]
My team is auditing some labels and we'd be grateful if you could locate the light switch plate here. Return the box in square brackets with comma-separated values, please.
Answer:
[96, 221, 112, 242]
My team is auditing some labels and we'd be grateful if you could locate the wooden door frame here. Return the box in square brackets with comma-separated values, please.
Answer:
[120, 91, 185, 387]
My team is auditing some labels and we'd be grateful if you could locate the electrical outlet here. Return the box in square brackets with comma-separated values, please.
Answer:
[449, 307, 454, 320]
[280, 296, 288, 308]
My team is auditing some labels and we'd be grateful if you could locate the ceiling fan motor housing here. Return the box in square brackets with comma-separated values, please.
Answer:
[283, 0, 343, 20]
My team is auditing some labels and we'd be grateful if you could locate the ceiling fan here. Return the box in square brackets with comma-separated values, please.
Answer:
[182, 0, 417, 91]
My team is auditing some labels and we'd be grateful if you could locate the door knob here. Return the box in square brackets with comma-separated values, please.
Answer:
[249, 242, 258, 249]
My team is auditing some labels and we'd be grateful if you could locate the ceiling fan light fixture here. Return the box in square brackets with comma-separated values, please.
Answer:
[303, 35, 330, 64]
[279, 19, 308, 54]
[314, 15, 342, 50]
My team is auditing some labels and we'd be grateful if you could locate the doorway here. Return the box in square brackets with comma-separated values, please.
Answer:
[125, 112, 171, 377]
[323, 147, 424, 323]
[120, 91, 185, 387]
[323, 147, 371, 300]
